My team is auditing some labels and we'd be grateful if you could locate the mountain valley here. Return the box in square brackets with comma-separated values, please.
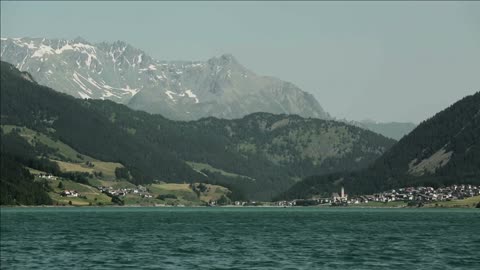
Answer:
[0, 61, 395, 203]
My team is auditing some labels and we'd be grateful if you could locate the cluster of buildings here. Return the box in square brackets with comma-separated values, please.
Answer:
[96, 185, 153, 198]
[355, 185, 480, 203]
[60, 190, 79, 197]
[275, 185, 480, 206]
[38, 174, 58, 180]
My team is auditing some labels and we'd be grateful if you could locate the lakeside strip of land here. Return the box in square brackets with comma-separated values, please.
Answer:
[2, 195, 480, 209]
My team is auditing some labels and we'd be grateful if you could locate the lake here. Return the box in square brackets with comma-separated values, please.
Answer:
[1, 207, 479, 269]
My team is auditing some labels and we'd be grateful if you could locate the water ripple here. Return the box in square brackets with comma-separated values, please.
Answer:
[1, 208, 479, 269]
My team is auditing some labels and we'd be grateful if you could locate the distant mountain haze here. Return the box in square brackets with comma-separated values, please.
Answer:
[346, 120, 416, 140]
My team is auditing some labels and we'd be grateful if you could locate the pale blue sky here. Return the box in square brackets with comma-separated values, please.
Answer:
[1, 1, 479, 123]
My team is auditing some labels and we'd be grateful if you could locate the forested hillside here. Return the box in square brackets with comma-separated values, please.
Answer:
[0, 61, 395, 201]
[280, 91, 480, 200]
[0, 130, 53, 205]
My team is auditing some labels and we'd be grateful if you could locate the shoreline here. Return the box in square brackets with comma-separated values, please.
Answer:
[1, 204, 479, 209]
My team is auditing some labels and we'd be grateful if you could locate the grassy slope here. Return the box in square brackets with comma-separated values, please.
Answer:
[27, 167, 47, 175]
[2, 125, 90, 162]
[54, 160, 122, 180]
[145, 183, 230, 206]
[39, 176, 231, 206]
[5, 125, 231, 206]
[88, 178, 136, 189]
[32, 164, 230, 206]
[46, 178, 112, 206]
[199, 184, 231, 202]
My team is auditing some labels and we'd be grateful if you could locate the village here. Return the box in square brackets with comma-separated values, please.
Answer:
[275, 184, 480, 207]
[36, 172, 156, 199]
[95, 185, 154, 198]
[57, 186, 155, 199]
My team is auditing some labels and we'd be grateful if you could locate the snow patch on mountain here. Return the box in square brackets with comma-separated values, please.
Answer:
[86, 76, 102, 90]
[165, 90, 176, 102]
[101, 89, 121, 99]
[21, 73, 35, 83]
[31, 44, 54, 58]
[185, 90, 199, 103]
[119, 85, 140, 96]
[72, 72, 92, 94]
[78, 91, 91, 99]
[55, 44, 73, 54]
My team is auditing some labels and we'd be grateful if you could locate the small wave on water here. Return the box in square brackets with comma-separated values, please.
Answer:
[1, 208, 479, 269]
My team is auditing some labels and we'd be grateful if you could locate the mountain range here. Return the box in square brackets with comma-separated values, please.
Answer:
[0, 37, 417, 140]
[0, 61, 395, 202]
[0, 37, 329, 121]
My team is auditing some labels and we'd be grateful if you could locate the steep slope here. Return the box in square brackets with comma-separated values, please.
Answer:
[281, 91, 480, 199]
[0, 37, 329, 120]
[1, 61, 394, 200]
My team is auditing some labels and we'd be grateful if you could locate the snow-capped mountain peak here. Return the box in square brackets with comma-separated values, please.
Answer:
[1, 37, 329, 121]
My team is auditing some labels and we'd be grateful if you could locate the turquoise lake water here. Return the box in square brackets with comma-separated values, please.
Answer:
[1, 207, 479, 269]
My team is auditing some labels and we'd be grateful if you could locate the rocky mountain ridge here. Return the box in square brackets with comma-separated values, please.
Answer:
[1, 37, 330, 120]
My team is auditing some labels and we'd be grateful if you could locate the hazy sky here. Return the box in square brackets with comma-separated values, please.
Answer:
[1, 1, 479, 123]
